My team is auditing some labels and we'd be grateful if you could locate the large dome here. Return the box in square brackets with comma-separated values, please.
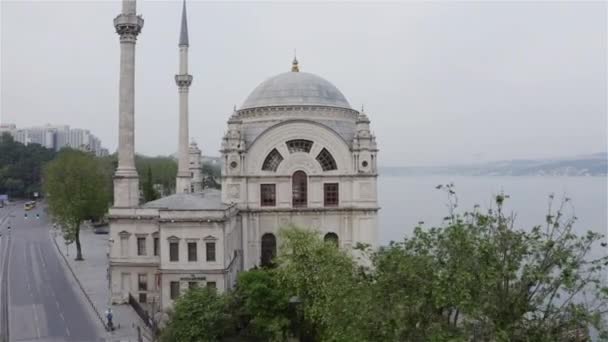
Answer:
[240, 71, 351, 110]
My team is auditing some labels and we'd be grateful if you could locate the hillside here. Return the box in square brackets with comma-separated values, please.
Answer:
[382, 153, 607, 177]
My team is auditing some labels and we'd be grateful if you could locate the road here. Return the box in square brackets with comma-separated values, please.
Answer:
[0, 202, 102, 342]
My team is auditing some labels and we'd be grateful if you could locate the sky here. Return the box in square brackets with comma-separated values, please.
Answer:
[1, 1, 606, 166]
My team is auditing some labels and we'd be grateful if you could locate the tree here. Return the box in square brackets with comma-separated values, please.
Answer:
[159, 188, 608, 341]
[232, 269, 291, 341]
[142, 166, 159, 202]
[44, 149, 110, 260]
[0, 132, 55, 198]
[160, 287, 235, 342]
[276, 228, 370, 341]
[202, 161, 221, 189]
[369, 184, 608, 340]
[136, 155, 177, 195]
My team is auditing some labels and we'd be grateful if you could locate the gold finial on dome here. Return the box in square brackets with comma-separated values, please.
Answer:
[291, 49, 299, 72]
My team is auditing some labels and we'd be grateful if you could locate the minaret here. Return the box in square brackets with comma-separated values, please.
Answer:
[113, 0, 143, 207]
[175, 0, 193, 194]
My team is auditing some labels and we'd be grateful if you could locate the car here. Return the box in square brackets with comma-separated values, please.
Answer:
[24, 201, 37, 211]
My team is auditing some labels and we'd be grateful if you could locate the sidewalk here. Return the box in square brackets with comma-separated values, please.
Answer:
[51, 224, 152, 342]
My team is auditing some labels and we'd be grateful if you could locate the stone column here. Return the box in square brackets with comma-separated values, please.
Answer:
[175, 72, 192, 193]
[113, 0, 143, 207]
[175, 2, 193, 194]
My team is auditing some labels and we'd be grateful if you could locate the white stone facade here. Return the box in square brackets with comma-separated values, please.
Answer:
[221, 90, 379, 270]
[109, 197, 241, 311]
[108, 0, 378, 314]
[189, 141, 203, 193]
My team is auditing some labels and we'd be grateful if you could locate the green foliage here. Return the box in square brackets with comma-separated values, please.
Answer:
[202, 161, 221, 190]
[202, 161, 220, 179]
[232, 269, 291, 341]
[276, 227, 372, 341]
[369, 185, 608, 341]
[142, 166, 160, 202]
[135, 155, 177, 195]
[0, 133, 56, 198]
[43, 149, 111, 260]
[161, 287, 235, 342]
[160, 186, 608, 341]
[96, 154, 117, 204]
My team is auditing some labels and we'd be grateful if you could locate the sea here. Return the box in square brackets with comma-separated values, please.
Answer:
[378, 175, 608, 258]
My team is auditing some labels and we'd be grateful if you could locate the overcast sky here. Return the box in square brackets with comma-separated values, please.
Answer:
[1, 1, 606, 166]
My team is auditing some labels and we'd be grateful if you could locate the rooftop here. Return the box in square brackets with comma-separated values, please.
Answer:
[143, 189, 227, 210]
[240, 70, 351, 110]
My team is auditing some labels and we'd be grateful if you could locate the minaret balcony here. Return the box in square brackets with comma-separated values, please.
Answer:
[114, 14, 144, 39]
[175, 74, 193, 88]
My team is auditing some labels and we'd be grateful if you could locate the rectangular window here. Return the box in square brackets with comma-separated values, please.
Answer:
[170, 281, 180, 300]
[324, 183, 339, 206]
[206, 242, 216, 262]
[139, 293, 147, 304]
[188, 242, 197, 262]
[120, 236, 128, 257]
[207, 281, 216, 289]
[153, 237, 159, 256]
[169, 242, 179, 262]
[137, 237, 146, 256]
[138, 274, 147, 291]
[260, 184, 276, 207]
[188, 281, 198, 290]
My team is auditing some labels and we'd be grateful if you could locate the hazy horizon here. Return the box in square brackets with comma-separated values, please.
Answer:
[2, 1, 606, 166]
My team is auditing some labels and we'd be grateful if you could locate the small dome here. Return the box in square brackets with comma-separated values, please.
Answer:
[240, 71, 351, 110]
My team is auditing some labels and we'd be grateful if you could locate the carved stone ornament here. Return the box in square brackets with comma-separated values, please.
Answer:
[175, 74, 193, 88]
[228, 184, 240, 199]
[114, 14, 144, 41]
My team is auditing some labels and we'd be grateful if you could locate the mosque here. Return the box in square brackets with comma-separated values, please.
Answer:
[108, 0, 379, 311]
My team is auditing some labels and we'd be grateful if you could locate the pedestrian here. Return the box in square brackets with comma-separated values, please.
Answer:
[105, 308, 114, 331]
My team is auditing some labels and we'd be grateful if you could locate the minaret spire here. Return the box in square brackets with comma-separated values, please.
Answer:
[291, 49, 299, 72]
[179, 0, 189, 47]
[175, 0, 193, 193]
[113, 0, 144, 207]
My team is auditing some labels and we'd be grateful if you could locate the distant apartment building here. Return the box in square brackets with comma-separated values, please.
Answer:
[0, 123, 107, 156]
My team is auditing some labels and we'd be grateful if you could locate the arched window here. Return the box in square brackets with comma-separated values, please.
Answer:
[292, 171, 308, 207]
[261, 233, 277, 267]
[324, 232, 339, 247]
[262, 149, 283, 172]
[316, 148, 337, 171]
[286, 139, 313, 153]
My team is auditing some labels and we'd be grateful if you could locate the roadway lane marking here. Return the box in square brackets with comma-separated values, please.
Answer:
[24, 248, 34, 300]
[37, 244, 47, 269]
[31, 304, 41, 338]
[59, 312, 65, 322]
[66, 326, 71, 337]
